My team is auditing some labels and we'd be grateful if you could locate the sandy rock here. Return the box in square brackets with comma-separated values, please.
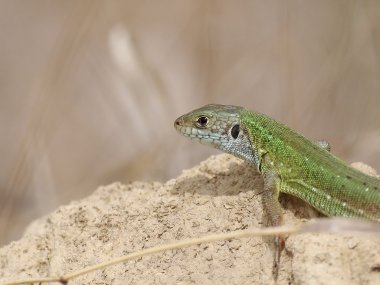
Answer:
[0, 154, 379, 285]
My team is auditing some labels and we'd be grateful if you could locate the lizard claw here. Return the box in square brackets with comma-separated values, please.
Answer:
[272, 235, 286, 280]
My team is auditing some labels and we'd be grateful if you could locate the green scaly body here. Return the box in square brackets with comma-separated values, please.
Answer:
[240, 109, 380, 222]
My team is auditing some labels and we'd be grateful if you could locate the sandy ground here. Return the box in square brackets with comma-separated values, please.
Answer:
[1, 154, 380, 285]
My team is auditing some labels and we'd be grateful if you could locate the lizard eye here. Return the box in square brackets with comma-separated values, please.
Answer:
[196, 116, 209, 127]
[231, 124, 240, 139]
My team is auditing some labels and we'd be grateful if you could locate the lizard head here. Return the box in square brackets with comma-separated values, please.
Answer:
[174, 104, 258, 165]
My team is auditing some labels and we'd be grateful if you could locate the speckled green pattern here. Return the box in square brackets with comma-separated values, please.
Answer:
[240, 109, 380, 222]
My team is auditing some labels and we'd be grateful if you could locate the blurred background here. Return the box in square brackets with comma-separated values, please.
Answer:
[1, 0, 380, 245]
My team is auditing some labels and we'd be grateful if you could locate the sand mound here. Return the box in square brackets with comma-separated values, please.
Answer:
[1, 154, 379, 285]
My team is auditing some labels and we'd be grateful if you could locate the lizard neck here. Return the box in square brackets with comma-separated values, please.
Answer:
[214, 111, 260, 169]
[224, 123, 260, 167]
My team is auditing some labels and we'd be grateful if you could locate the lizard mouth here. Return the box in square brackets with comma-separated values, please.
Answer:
[173, 116, 193, 138]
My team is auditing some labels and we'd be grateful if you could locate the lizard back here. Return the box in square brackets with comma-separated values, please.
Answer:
[240, 109, 380, 222]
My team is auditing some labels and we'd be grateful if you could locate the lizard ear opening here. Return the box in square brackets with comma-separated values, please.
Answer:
[231, 124, 240, 139]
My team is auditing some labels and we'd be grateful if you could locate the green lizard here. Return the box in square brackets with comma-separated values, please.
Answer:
[174, 104, 380, 276]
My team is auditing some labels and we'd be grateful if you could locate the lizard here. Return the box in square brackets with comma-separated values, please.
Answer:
[174, 104, 380, 277]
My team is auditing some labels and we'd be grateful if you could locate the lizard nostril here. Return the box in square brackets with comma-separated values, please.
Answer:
[174, 119, 182, 127]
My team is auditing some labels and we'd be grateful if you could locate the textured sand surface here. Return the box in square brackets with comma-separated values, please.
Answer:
[1, 154, 380, 285]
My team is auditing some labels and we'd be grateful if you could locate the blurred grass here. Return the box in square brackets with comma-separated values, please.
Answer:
[0, 0, 380, 245]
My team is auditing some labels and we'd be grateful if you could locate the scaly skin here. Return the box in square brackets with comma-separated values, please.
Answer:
[174, 104, 380, 276]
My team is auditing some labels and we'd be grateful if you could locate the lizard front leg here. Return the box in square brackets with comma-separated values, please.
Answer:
[261, 166, 284, 279]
